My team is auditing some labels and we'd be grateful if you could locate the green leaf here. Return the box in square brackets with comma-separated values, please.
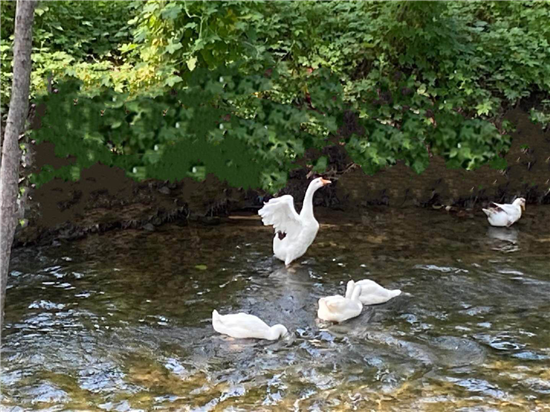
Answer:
[476, 101, 492, 116]
[111, 120, 122, 129]
[312, 156, 328, 172]
[489, 157, 507, 170]
[187, 56, 198, 71]
[119, 43, 137, 54]
[411, 159, 427, 174]
[195, 264, 208, 271]
[161, 3, 182, 20]
[165, 41, 183, 55]
[165, 75, 182, 87]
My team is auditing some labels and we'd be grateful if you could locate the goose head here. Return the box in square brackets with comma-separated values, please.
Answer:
[309, 177, 332, 192]
[514, 197, 526, 212]
[268, 324, 288, 340]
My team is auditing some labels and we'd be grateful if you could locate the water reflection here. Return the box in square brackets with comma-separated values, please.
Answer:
[487, 227, 519, 244]
[487, 226, 522, 254]
[2, 207, 550, 410]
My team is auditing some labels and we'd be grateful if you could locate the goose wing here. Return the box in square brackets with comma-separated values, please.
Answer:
[259, 195, 302, 238]
[217, 312, 270, 329]
[356, 279, 388, 296]
[324, 296, 352, 313]
[490, 202, 516, 215]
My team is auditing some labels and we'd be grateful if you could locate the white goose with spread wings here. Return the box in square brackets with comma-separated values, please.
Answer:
[482, 198, 525, 227]
[259, 177, 331, 266]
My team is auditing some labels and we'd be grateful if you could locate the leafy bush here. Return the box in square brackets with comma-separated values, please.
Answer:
[2, 1, 549, 191]
[31, 67, 343, 191]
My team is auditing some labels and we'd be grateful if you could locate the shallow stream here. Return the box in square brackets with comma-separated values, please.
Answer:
[2, 207, 550, 411]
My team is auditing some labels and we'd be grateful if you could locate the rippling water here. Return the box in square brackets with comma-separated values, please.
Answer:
[2, 208, 550, 411]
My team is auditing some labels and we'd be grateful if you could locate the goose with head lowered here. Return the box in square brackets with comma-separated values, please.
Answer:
[259, 177, 331, 266]
[317, 280, 363, 323]
[212, 310, 288, 341]
[354, 279, 401, 305]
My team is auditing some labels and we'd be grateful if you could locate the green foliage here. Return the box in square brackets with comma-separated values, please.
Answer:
[530, 108, 550, 129]
[1, 1, 134, 116]
[530, 98, 550, 129]
[2, 1, 550, 191]
[31, 67, 344, 191]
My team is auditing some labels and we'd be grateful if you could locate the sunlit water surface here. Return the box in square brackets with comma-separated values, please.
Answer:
[2, 208, 550, 411]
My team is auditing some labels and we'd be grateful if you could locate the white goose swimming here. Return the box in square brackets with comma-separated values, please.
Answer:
[317, 280, 363, 323]
[354, 279, 401, 305]
[212, 310, 288, 341]
[259, 177, 331, 266]
[482, 198, 525, 227]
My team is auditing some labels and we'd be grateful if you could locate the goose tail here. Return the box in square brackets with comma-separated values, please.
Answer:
[212, 310, 221, 323]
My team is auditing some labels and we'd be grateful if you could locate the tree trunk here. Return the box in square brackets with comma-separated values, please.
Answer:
[0, 0, 36, 337]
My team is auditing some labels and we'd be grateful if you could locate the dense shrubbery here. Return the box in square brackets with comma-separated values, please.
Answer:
[1, 1, 549, 191]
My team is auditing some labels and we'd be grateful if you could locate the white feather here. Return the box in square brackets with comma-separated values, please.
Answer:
[258, 195, 302, 239]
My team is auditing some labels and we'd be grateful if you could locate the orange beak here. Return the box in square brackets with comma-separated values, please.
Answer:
[320, 178, 332, 186]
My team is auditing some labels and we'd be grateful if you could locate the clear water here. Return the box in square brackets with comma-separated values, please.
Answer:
[2, 208, 550, 411]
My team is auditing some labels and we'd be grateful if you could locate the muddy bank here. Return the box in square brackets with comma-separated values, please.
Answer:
[14, 108, 550, 247]
[334, 108, 550, 209]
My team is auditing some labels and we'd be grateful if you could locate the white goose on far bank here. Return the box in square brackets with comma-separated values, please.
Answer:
[259, 177, 331, 266]
[482, 198, 525, 227]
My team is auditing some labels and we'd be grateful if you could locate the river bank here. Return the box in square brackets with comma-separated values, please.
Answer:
[14, 108, 550, 247]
